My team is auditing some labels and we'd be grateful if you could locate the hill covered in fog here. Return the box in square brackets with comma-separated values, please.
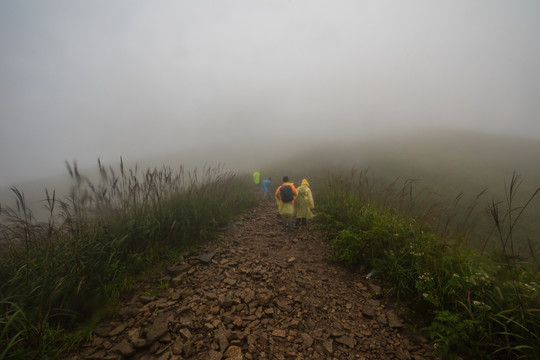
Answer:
[2, 129, 539, 236]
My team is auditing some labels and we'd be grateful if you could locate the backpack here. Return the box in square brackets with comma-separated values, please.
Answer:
[280, 185, 294, 203]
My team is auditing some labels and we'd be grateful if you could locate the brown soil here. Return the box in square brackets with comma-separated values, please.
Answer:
[66, 202, 437, 360]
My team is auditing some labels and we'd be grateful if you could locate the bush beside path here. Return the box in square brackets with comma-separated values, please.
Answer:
[66, 202, 436, 360]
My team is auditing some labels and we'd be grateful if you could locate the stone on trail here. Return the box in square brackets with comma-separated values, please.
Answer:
[223, 277, 237, 286]
[368, 282, 382, 294]
[167, 263, 191, 276]
[171, 337, 184, 355]
[208, 350, 224, 360]
[360, 305, 376, 318]
[301, 333, 314, 348]
[111, 339, 135, 357]
[217, 331, 230, 352]
[179, 327, 193, 339]
[146, 312, 170, 342]
[336, 335, 357, 348]
[387, 310, 404, 328]
[131, 337, 147, 348]
[196, 252, 216, 264]
[109, 323, 127, 336]
[323, 338, 334, 354]
[272, 329, 287, 338]
[93, 325, 112, 337]
[170, 273, 186, 287]
[127, 328, 146, 348]
[224, 345, 243, 359]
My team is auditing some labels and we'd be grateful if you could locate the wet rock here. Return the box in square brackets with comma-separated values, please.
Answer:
[387, 310, 403, 328]
[336, 335, 356, 348]
[167, 264, 191, 276]
[118, 307, 137, 320]
[301, 333, 314, 348]
[224, 345, 243, 359]
[368, 283, 382, 294]
[94, 325, 112, 338]
[111, 339, 135, 356]
[208, 350, 223, 360]
[179, 328, 192, 339]
[170, 273, 187, 287]
[139, 295, 154, 304]
[360, 305, 375, 318]
[272, 329, 287, 338]
[377, 313, 388, 325]
[109, 323, 127, 337]
[367, 299, 381, 307]
[171, 337, 184, 355]
[131, 337, 147, 348]
[197, 252, 216, 264]
[323, 338, 333, 353]
[146, 313, 170, 342]
[217, 331, 230, 352]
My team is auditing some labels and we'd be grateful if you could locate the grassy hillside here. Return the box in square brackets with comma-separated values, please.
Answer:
[0, 163, 258, 359]
[263, 129, 540, 257]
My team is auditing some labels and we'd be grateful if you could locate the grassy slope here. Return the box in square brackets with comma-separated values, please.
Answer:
[264, 129, 540, 254]
[361, 130, 540, 252]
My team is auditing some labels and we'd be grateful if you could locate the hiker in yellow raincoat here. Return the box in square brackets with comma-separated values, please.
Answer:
[295, 178, 315, 227]
[275, 176, 297, 231]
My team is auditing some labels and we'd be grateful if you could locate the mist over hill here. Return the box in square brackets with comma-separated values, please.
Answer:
[2, 129, 539, 234]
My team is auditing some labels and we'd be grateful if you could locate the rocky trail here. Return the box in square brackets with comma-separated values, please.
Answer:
[67, 202, 436, 360]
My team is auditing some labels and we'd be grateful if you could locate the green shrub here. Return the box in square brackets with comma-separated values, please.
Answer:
[317, 170, 540, 359]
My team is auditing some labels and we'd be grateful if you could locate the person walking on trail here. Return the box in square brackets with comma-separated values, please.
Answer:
[275, 176, 297, 231]
[261, 177, 272, 200]
[295, 178, 315, 227]
[253, 171, 260, 186]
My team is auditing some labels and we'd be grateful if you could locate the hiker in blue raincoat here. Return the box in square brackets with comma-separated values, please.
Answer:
[275, 176, 297, 231]
[261, 177, 272, 200]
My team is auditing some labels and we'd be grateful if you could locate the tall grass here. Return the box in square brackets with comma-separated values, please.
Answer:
[0, 160, 258, 359]
[316, 169, 540, 359]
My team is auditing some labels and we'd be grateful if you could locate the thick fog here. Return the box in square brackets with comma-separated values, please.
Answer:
[1, 0, 540, 187]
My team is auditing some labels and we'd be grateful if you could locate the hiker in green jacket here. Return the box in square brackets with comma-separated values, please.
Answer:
[253, 171, 260, 186]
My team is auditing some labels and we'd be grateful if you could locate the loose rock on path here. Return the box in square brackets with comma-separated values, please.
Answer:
[67, 202, 436, 360]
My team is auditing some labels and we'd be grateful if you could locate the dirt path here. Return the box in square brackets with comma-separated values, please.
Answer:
[67, 202, 436, 360]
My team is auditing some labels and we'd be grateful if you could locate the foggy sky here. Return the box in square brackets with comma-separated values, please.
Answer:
[1, 0, 539, 187]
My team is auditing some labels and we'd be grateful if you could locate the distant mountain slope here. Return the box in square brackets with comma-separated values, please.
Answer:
[362, 129, 540, 198]
[264, 129, 540, 255]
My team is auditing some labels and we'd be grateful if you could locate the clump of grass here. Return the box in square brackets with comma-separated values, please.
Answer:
[0, 159, 258, 359]
[316, 169, 540, 359]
